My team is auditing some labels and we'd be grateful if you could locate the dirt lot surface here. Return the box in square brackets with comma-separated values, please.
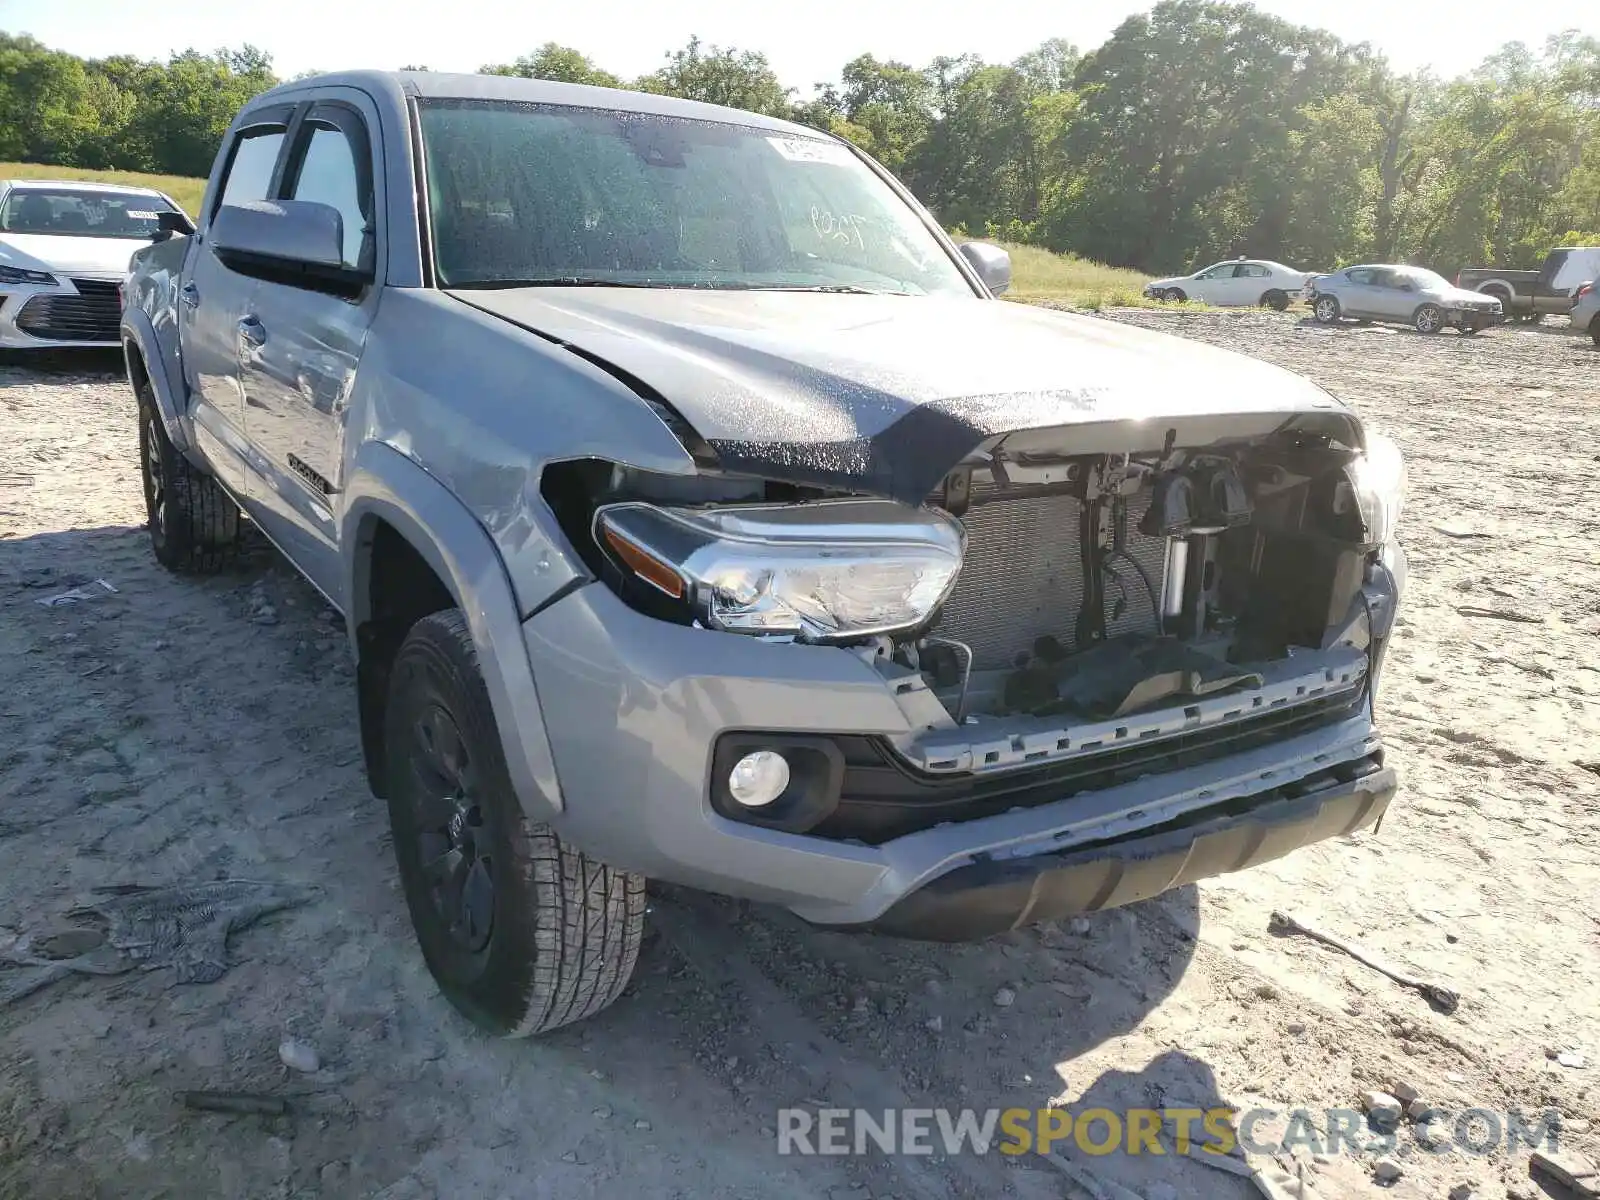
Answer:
[2, 313, 1597, 1200]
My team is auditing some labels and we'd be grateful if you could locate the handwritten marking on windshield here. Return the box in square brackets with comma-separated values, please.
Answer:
[810, 207, 867, 250]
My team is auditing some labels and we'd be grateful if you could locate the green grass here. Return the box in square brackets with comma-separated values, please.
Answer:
[0, 162, 207, 217]
[998, 240, 1176, 309]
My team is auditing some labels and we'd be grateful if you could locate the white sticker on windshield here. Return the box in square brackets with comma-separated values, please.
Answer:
[766, 137, 855, 166]
[126, 210, 159, 220]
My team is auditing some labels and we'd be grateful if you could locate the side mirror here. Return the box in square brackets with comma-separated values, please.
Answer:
[152, 210, 195, 243]
[210, 200, 369, 289]
[957, 241, 1012, 296]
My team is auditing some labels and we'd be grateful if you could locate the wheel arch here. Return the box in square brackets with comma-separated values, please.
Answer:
[342, 441, 564, 819]
[121, 308, 190, 452]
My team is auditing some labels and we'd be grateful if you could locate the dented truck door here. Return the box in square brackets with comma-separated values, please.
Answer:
[238, 94, 383, 604]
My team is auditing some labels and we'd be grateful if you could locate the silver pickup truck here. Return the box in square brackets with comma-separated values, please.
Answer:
[121, 71, 1407, 1037]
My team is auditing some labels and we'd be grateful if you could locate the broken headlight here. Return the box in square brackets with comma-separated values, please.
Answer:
[1347, 431, 1406, 546]
[594, 499, 964, 640]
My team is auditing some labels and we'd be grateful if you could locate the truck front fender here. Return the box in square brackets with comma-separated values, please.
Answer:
[342, 440, 563, 820]
[121, 306, 190, 453]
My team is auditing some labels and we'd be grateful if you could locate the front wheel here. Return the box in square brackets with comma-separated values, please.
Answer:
[1260, 289, 1290, 312]
[135, 381, 240, 573]
[1590, 315, 1599, 346]
[1313, 295, 1341, 324]
[1413, 304, 1444, 334]
[385, 608, 645, 1037]
[1163, 288, 1187, 303]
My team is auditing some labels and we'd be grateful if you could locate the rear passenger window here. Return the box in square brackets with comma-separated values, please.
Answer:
[287, 121, 371, 271]
[217, 129, 285, 212]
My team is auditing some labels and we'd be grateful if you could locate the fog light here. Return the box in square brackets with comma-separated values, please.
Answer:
[728, 750, 790, 808]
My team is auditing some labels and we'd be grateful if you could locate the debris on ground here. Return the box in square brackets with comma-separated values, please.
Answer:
[0, 880, 312, 1003]
[34, 578, 117, 607]
[179, 1090, 289, 1116]
[1268, 910, 1460, 1013]
[1529, 1149, 1599, 1198]
[1041, 1149, 1143, 1200]
[278, 1038, 321, 1073]
[1362, 1090, 1403, 1127]
[1453, 605, 1543, 624]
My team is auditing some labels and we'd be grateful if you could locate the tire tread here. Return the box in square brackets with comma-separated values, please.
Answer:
[400, 610, 643, 1039]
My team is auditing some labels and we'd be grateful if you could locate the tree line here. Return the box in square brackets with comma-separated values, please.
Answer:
[4, 1, 1598, 274]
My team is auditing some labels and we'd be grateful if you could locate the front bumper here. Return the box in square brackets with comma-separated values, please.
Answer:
[1447, 307, 1500, 329]
[855, 757, 1393, 939]
[0, 276, 122, 348]
[520, 547, 1403, 933]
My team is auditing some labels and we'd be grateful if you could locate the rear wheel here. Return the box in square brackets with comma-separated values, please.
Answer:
[1313, 295, 1341, 324]
[385, 609, 645, 1037]
[1413, 304, 1444, 334]
[1590, 315, 1599, 346]
[135, 381, 239, 573]
[1260, 289, 1289, 312]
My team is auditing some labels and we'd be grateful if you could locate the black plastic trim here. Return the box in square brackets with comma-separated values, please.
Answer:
[814, 688, 1366, 844]
[839, 755, 1393, 941]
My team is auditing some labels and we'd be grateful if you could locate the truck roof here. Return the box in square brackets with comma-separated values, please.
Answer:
[251, 70, 825, 140]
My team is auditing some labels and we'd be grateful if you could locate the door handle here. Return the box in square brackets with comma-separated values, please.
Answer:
[236, 315, 267, 351]
[180, 281, 200, 309]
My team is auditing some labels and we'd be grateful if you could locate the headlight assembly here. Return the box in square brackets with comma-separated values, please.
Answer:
[1347, 431, 1406, 547]
[0, 265, 57, 286]
[595, 498, 965, 640]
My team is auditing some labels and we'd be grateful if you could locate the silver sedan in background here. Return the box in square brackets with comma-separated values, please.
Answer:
[1304, 265, 1502, 334]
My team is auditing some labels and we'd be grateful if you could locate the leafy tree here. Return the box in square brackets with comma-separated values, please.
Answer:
[0, 16, 1595, 278]
[480, 43, 620, 88]
[636, 37, 791, 116]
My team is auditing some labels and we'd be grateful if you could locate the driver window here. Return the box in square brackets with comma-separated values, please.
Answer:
[286, 120, 371, 271]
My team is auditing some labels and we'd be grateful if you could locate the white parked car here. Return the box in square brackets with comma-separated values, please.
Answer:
[0, 179, 192, 349]
[1143, 258, 1313, 309]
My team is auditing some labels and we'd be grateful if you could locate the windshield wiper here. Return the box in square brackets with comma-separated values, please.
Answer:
[754, 283, 913, 296]
[448, 278, 914, 295]
[449, 277, 663, 290]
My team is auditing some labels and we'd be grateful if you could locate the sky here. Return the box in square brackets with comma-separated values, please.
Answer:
[0, 0, 1589, 87]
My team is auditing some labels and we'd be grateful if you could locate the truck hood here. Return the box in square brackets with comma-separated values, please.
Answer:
[0, 232, 147, 278]
[451, 288, 1358, 502]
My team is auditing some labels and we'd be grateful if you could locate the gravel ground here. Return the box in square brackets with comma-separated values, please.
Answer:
[1, 313, 1596, 1200]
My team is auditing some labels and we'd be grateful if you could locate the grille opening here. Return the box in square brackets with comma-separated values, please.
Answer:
[14, 278, 122, 343]
[910, 441, 1373, 728]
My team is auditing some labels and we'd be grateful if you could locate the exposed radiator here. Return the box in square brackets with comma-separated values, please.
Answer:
[934, 490, 1169, 671]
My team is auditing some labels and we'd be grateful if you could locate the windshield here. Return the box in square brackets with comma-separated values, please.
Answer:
[1395, 267, 1450, 290]
[0, 188, 177, 240]
[418, 101, 976, 296]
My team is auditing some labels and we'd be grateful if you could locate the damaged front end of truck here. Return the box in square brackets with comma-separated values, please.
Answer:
[539, 392, 1405, 864]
